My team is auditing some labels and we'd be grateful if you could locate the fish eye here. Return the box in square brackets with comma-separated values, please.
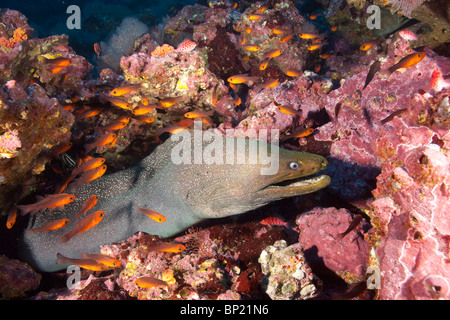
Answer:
[289, 162, 299, 170]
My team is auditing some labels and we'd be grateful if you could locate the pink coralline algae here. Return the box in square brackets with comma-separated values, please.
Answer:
[296, 207, 370, 281]
[0, 255, 41, 299]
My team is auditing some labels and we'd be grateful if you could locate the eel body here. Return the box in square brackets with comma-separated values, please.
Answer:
[20, 130, 330, 272]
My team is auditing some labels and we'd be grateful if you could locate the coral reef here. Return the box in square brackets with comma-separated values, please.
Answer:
[0, 0, 449, 301]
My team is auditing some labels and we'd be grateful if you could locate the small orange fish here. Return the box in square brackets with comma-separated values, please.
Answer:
[50, 66, 64, 74]
[70, 165, 107, 188]
[106, 97, 132, 110]
[60, 210, 105, 243]
[240, 36, 246, 45]
[101, 117, 130, 131]
[247, 14, 264, 20]
[73, 157, 105, 176]
[80, 252, 121, 268]
[85, 132, 117, 153]
[277, 105, 302, 117]
[149, 242, 186, 253]
[74, 194, 98, 220]
[134, 115, 155, 123]
[360, 41, 377, 51]
[283, 128, 314, 140]
[158, 95, 188, 108]
[47, 58, 71, 67]
[245, 27, 251, 34]
[262, 49, 282, 60]
[94, 43, 101, 57]
[279, 34, 293, 43]
[310, 12, 323, 20]
[331, 26, 338, 32]
[259, 58, 270, 71]
[135, 276, 168, 289]
[299, 33, 322, 39]
[132, 103, 158, 115]
[176, 118, 195, 128]
[54, 174, 76, 194]
[17, 194, 76, 216]
[56, 253, 108, 271]
[6, 207, 17, 229]
[141, 97, 149, 106]
[285, 69, 302, 77]
[257, 6, 267, 13]
[110, 84, 142, 96]
[136, 206, 166, 223]
[242, 45, 261, 52]
[211, 86, 218, 106]
[76, 108, 102, 120]
[227, 74, 259, 84]
[273, 28, 287, 35]
[49, 141, 73, 157]
[260, 79, 279, 88]
[320, 53, 331, 59]
[233, 95, 242, 106]
[27, 218, 70, 234]
[184, 110, 213, 119]
[387, 52, 426, 74]
[307, 43, 325, 51]
[156, 124, 187, 136]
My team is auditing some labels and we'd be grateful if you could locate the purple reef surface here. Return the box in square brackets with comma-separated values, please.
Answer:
[1, 1, 449, 301]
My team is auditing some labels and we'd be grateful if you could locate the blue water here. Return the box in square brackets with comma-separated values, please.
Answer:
[1, 0, 198, 58]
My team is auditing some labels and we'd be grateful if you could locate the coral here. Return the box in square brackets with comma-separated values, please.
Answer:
[296, 207, 370, 281]
[0, 129, 21, 159]
[0, 255, 41, 299]
[387, 0, 429, 18]
[98, 17, 149, 72]
[258, 240, 318, 300]
[151, 44, 175, 57]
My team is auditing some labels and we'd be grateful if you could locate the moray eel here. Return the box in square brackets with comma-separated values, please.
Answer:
[20, 130, 330, 272]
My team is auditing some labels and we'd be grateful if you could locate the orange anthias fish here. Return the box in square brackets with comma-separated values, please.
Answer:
[94, 43, 101, 57]
[262, 49, 282, 60]
[277, 105, 302, 117]
[307, 43, 325, 51]
[132, 103, 158, 115]
[27, 218, 70, 234]
[299, 33, 322, 39]
[60, 210, 105, 243]
[273, 28, 287, 35]
[279, 34, 293, 43]
[227, 74, 260, 84]
[260, 79, 279, 88]
[247, 14, 264, 20]
[259, 58, 270, 71]
[80, 252, 121, 268]
[135, 276, 168, 289]
[70, 165, 107, 188]
[158, 95, 188, 108]
[6, 207, 17, 229]
[285, 69, 302, 77]
[184, 110, 213, 119]
[74, 194, 98, 220]
[136, 206, 166, 223]
[47, 57, 71, 67]
[359, 41, 377, 51]
[85, 132, 117, 153]
[106, 97, 133, 110]
[148, 242, 186, 253]
[134, 115, 155, 123]
[56, 253, 108, 271]
[76, 108, 102, 120]
[101, 117, 130, 131]
[110, 84, 142, 96]
[387, 52, 426, 74]
[49, 141, 73, 157]
[17, 194, 76, 216]
[282, 128, 314, 140]
[242, 45, 261, 52]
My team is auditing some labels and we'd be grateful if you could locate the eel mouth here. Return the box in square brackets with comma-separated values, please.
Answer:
[256, 173, 331, 201]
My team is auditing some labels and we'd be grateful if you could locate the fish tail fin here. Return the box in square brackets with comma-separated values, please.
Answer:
[56, 252, 67, 264]
[16, 204, 40, 216]
[59, 233, 71, 244]
[26, 228, 38, 235]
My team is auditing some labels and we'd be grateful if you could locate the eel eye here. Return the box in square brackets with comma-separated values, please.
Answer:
[289, 162, 299, 170]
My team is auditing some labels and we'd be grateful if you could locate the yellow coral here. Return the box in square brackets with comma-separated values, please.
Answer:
[151, 44, 175, 57]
